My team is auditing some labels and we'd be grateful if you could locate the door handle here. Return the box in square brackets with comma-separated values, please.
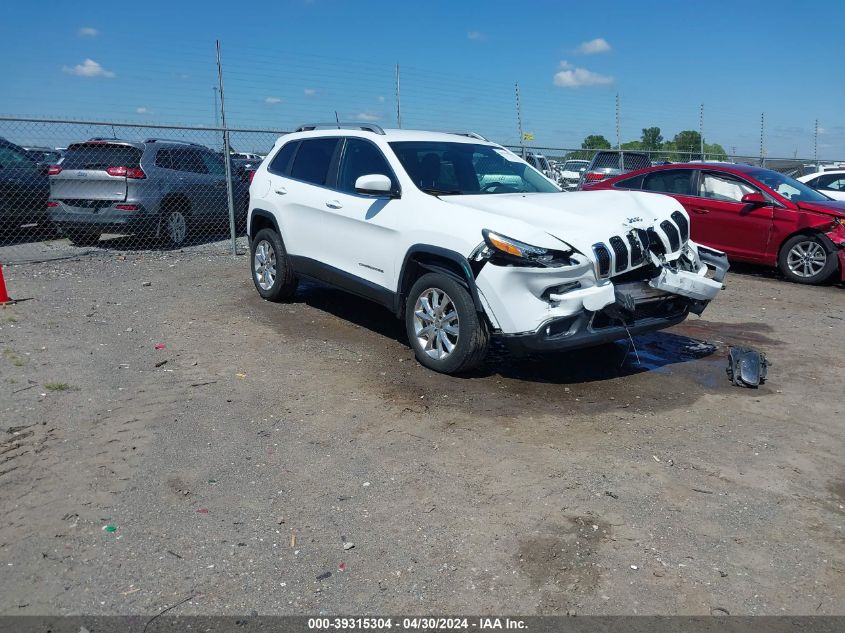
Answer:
[325, 200, 343, 209]
[690, 207, 710, 214]
[274, 187, 287, 195]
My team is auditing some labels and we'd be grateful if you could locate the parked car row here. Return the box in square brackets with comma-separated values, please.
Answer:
[582, 162, 845, 285]
[0, 135, 256, 246]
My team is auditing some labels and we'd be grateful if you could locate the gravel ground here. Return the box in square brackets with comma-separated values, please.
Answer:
[0, 238, 844, 616]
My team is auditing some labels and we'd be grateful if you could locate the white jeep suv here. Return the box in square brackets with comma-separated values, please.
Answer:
[247, 124, 728, 375]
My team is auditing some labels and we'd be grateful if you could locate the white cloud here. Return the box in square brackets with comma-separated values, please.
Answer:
[303, 88, 317, 96]
[817, 126, 826, 135]
[264, 96, 282, 104]
[136, 107, 148, 114]
[377, 95, 385, 103]
[467, 30, 485, 41]
[355, 112, 381, 122]
[553, 60, 613, 88]
[78, 26, 98, 37]
[575, 37, 611, 54]
[62, 59, 115, 78]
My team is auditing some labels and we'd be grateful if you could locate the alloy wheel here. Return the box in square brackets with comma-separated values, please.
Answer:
[253, 239, 276, 290]
[168, 211, 187, 245]
[786, 240, 827, 278]
[413, 288, 459, 360]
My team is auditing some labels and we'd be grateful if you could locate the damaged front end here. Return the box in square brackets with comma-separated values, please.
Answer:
[471, 219, 728, 353]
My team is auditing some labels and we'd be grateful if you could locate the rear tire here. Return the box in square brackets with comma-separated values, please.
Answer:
[250, 227, 298, 301]
[778, 233, 838, 285]
[405, 273, 489, 375]
[161, 209, 189, 248]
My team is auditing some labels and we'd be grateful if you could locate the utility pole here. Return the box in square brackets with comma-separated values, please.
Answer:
[395, 64, 401, 129]
[814, 119, 819, 167]
[515, 82, 524, 157]
[615, 93, 621, 149]
[216, 40, 237, 257]
[699, 103, 704, 160]
[213, 87, 219, 128]
[759, 112, 765, 166]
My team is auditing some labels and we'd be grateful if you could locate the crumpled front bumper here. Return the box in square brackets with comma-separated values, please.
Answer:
[474, 242, 728, 351]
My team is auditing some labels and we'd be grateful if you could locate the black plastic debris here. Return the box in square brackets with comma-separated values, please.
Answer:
[726, 346, 769, 388]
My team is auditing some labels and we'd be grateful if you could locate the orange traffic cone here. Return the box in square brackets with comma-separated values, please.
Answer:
[0, 264, 10, 304]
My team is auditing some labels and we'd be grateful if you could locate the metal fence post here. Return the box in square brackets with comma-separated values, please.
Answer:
[216, 40, 238, 257]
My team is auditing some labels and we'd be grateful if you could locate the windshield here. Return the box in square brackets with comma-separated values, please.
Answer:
[389, 141, 559, 195]
[746, 168, 832, 203]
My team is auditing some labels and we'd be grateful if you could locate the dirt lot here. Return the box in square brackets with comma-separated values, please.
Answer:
[1, 240, 844, 616]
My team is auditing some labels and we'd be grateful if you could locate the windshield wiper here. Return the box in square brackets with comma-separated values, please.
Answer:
[420, 187, 463, 196]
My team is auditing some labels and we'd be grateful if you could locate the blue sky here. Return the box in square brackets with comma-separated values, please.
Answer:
[2, 0, 844, 157]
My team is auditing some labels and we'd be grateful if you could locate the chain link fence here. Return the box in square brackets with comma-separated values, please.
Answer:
[0, 117, 283, 263]
[2, 116, 843, 264]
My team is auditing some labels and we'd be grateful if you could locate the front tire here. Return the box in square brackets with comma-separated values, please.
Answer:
[250, 227, 298, 301]
[778, 234, 838, 285]
[405, 273, 489, 374]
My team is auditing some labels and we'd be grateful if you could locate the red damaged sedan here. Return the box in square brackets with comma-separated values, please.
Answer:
[584, 163, 845, 285]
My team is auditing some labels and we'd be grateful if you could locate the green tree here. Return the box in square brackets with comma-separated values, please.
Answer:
[581, 135, 611, 150]
[620, 140, 644, 150]
[640, 127, 663, 151]
[673, 130, 703, 155]
[704, 142, 728, 160]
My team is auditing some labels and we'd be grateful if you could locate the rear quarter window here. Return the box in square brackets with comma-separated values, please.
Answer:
[268, 141, 299, 176]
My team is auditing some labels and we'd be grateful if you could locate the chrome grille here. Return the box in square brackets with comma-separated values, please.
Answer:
[671, 210, 689, 242]
[661, 220, 681, 251]
[592, 243, 611, 277]
[609, 236, 628, 272]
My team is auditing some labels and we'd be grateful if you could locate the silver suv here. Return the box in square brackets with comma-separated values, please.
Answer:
[48, 138, 248, 246]
[578, 150, 651, 189]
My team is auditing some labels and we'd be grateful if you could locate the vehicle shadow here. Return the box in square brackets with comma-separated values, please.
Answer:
[0, 223, 58, 246]
[90, 227, 244, 251]
[728, 261, 844, 288]
[292, 280, 718, 385]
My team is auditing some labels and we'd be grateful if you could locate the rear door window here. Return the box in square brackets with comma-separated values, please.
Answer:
[62, 144, 142, 170]
[289, 138, 339, 186]
[642, 169, 694, 196]
[268, 141, 299, 176]
[817, 173, 845, 191]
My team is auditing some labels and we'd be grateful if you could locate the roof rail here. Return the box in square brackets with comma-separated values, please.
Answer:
[143, 138, 204, 147]
[293, 123, 386, 135]
[451, 132, 488, 141]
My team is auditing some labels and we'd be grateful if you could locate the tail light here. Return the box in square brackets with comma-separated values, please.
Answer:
[106, 166, 146, 179]
[114, 204, 139, 211]
[48, 165, 62, 176]
[47, 201, 59, 208]
[248, 170, 256, 184]
[584, 172, 607, 182]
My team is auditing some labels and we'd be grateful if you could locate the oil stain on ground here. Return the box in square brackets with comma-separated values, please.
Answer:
[516, 515, 612, 613]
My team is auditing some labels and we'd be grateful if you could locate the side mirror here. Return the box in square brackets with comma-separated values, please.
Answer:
[741, 192, 767, 205]
[355, 174, 397, 197]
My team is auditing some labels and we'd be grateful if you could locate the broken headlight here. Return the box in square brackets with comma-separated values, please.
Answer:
[481, 229, 573, 267]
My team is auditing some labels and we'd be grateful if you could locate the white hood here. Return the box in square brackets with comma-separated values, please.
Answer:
[444, 189, 684, 253]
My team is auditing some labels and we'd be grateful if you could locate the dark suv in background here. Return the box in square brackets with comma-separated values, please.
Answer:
[0, 136, 50, 235]
[48, 138, 248, 246]
[578, 150, 651, 189]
